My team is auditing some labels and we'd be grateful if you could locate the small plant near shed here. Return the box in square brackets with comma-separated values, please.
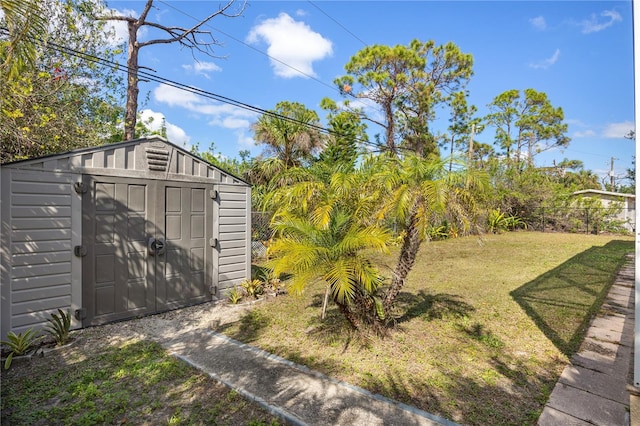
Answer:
[226, 287, 243, 304]
[241, 279, 264, 299]
[45, 309, 72, 346]
[1, 328, 41, 369]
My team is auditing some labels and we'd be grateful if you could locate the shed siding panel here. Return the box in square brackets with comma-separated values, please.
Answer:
[12, 240, 71, 254]
[13, 274, 71, 290]
[216, 185, 250, 291]
[3, 169, 76, 337]
[13, 285, 71, 303]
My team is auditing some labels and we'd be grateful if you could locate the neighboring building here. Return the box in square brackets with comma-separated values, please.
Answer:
[1, 137, 251, 338]
[572, 189, 636, 232]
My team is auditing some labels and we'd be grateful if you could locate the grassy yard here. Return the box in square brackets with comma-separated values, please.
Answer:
[1, 339, 280, 426]
[220, 232, 634, 425]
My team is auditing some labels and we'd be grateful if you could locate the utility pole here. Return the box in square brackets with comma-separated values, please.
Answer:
[466, 123, 480, 188]
[610, 157, 617, 190]
[467, 123, 478, 166]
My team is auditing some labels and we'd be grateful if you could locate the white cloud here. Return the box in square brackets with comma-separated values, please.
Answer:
[153, 83, 259, 135]
[530, 16, 547, 30]
[182, 61, 222, 79]
[234, 129, 256, 149]
[580, 9, 622, 34]
[209, 117, 251, 129]
[139, 109, 190, 146]
[602, 121, 634, 138]
[98, 8, 139, 47]
[529, 48, 560, 69]
[573, 130, 596, 138]
[246, 13, 333, 78]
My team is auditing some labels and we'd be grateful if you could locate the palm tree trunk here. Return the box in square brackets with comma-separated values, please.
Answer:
[336, 300, 361, 330]
[383, 204, 422, 312]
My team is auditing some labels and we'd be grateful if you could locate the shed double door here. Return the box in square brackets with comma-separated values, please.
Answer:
[82, 176, 215, 326]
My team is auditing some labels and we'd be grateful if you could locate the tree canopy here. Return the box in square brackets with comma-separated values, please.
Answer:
[0, 0, 123, 162]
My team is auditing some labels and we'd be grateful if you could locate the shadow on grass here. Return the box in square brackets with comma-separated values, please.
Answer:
[510, 239, 633, 356]
[359, 351, 560, 425]
[395, 290, 475, 323]
[217, 310, 271, 343]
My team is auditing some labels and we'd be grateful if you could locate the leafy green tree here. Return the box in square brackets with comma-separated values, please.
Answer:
[253, 101, 324, 168]
[486, 89, 570, 169]
[442, 90, 482, 171]
[317, 100, 367, 176]
[191, 142, 253, 178]
[332, 39, 473, 156]
[1, 0, 123, 162]
[248, 101, 326, 190]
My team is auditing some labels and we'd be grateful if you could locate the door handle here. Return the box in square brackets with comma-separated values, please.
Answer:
[155, 238, 166, 255]
[148, 237, 167, 256]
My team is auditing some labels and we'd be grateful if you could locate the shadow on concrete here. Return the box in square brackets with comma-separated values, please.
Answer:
[510, 239, 633, 356]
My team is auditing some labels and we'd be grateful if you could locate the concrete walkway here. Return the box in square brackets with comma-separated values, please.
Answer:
[162, 328, 458, 426]
[538, 255, 635, 426]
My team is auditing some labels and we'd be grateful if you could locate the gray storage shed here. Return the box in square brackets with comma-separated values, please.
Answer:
[1, 137, 251, 337]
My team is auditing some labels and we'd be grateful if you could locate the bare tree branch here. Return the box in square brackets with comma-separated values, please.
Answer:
[93, 0, 246, 140]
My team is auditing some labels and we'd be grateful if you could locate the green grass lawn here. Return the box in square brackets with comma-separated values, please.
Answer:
[1, 340, 281, 426]
[220, 232, 634, 425]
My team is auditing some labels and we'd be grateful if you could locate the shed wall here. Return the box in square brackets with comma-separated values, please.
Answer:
[1, 168, 82, 338]
[217, 184, 252, 291]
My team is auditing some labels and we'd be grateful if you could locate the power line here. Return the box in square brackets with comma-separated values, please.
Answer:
[156, 0, 336, 92]
[306, 1, 368, 47]
[0, 27, 388, 152]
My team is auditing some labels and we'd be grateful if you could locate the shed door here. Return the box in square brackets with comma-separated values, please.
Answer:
[155, 183, 211, 311]
[82, 177, 214, 326]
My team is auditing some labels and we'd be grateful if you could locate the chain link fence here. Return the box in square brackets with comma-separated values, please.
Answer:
[251, 211, 272, 259]
[529, 207, 635, 235]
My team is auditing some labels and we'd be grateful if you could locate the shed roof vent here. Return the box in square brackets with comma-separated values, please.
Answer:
[146, 148, 170, 171]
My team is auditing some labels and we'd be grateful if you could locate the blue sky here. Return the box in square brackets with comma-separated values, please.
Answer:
[105, 1, 635, 184]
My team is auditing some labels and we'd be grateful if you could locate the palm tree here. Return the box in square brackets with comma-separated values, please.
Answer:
[266, 163, 391, 330]
[253, 101, 325, 169]
[373, 153, 488, 313]
[268, 210, 390, 330]
[0, 0, 46, 80]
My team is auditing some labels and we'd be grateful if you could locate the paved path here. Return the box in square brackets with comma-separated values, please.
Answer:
[162, 329, 458, 426]
[538, 254, 634, 426]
